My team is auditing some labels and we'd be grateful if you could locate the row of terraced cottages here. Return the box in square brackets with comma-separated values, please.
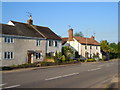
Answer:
[0, 17, 102, 66]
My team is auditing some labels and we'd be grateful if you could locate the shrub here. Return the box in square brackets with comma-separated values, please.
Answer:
[61, 55, 66, 62]
[102, 55, 106, 61]
[2, 66, 13, 70]
[40, 61, 56, 66]
[85, 59, 96, 62]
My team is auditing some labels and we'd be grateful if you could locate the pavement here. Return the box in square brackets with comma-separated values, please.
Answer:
[2, 62, 82, 73]
[1, 59, 119, 89]
[2, 59, 118, 73]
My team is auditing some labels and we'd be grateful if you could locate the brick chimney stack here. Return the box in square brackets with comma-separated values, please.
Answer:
[68, 28, 73, 41]
[27, 15, 33, 25]
[91, 36, 95, 39]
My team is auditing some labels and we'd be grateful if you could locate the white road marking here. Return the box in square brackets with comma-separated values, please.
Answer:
[88, 68, 101, 71]
[45, 72, 79, 81]
[62, 73, 79, 77]
[45, 76, 62, 80]
[102, 78, 113, 84]
[0, 83, 6, 86]
[4, 85, 20, 89]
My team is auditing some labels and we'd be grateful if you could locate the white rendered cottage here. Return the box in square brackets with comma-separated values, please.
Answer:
[62, 28, 102, 59]
[0, 16, 62, 66]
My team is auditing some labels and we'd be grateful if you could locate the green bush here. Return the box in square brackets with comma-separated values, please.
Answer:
[102, 55, 106, 61]
[85, 59, 96, 62]
[61, 55, 66, 62]
[2, 63, 39, 70]
[40, 61, 56, 66]
[2, 66, 13, 70]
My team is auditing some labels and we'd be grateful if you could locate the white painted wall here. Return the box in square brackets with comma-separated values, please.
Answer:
[81, 44, 102, 59]
[1, 36, 46, 66]
[46, 40, 62, 54]
[64, 37, 102, 59]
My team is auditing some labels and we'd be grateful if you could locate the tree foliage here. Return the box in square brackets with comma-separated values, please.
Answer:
[100, 40, 111, 52]
[62, 46, 75, 61]
[74, 32, 84, 37]
[100, 40, 119, 59]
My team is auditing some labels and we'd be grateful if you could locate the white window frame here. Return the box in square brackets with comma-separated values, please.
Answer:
[90, 46, 92, 49]
[85, 45, 87, 49]
[4, 52, 14, 60]
[54, 41, 57, 47]
[96, 46, 98, 49]
[36, 53, 42, 59]
[49, 40, 54, 47]
[36, 40, 40, 46]
[4, 37, 14, 43]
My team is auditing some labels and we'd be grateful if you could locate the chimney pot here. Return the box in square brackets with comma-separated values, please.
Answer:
[91, 36, 95, 39]
[27, 15, 33, 25]
[27, 19, 33, 25]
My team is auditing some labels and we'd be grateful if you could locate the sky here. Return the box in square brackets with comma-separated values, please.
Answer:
[2, 2, 118, 43]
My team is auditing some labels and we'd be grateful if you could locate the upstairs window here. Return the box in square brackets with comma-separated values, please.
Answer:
[54, 41, 57, 47]
[4, 52, 14, 59]
[4, 37, 13, 43]
[49, 40, 52, 46]
[36, 40, 40, 46]
[96, 46, 98, 49]
[49, 40, 54, 46]
[90, 46, 92, 49]
[49, 40, 58, 47]
[85, 45, 87, 49]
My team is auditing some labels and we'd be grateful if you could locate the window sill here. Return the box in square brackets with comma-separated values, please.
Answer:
[4, 43, 14, 44]
[4, 59, 14, 60]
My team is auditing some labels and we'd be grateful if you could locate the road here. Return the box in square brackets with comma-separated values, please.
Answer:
[1, 60, 118, 89]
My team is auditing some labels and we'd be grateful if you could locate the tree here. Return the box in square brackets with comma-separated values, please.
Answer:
[100, 40, 118, 59]
[100, 40, 111, 60]
[109, 43, 118, 53]
[62, 46, 75, 61]
[100, 40, 111, 53]
[54, 51, 62, 62]
[74, 32, 84, 37]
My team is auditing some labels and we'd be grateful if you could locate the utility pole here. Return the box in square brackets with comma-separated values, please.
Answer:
[85, 29, 88, 58]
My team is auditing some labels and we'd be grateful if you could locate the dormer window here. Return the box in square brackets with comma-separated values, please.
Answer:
[4, 37, 14, 43]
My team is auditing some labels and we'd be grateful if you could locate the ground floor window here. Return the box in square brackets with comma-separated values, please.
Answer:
[4, 52, 14, 59]
[36, 53, 42, 59]
[49, 52, 55, 56]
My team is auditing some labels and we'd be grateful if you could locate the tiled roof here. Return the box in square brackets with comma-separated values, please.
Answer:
[2, 22, 44, 38]
[61, 36, 100, 46]
[61, 37, 68, 45]
[74, 36, 100, 45]
[34, 25, 61, 40]
[0, 21, 61, 40]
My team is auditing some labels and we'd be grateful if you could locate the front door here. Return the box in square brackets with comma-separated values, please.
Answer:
[28, 53, 32, 63]
[28, 53, 34, 63]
